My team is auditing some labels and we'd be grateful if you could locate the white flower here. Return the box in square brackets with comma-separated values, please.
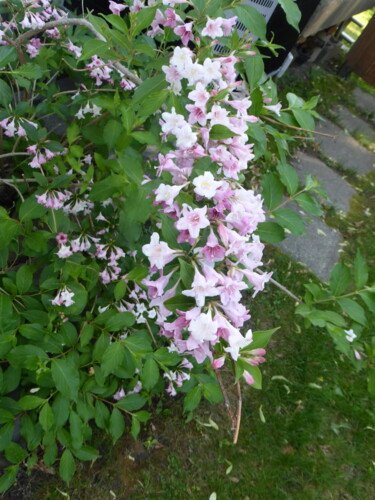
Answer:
[57, 244, 72, 259]
[184, 62, 204, 86]
[170, 46, 193, 73]
[75, 108, 85, 120]
[201, 58, 222, 85]
[161, 107, 186, 135]
[142, 232, 177, 269]
[60, 289, 75, 307]
[175, 124, 197, 149]
[91, 104, 102, 117]
[345, 329, 357, 343]
[154, 183, 185, 206]
[193, 171, 222, 199]
[189, 311, 218, 343]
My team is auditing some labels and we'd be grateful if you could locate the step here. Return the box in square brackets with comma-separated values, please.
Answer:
[315, 119, 374, 174]
[291, 151, 356, 214]
[277, 203, 342, 282]
[333, 105, 374, 144]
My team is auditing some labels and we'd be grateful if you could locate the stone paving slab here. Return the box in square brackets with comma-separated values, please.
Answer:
[291, 151, 356, 214]
[333, 105, 375, 143]
[315, 119, 375, 174]
[277, 204, 342, 282]
[353, 87, 375, 119]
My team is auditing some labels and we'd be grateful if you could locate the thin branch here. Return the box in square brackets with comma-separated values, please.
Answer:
[0, 179, 24, 201]
[215, 369, 236, 430]
[257, 269, 303, 304]
[0, 152, 30, 159]
[13, 18, 142, 85]
[233, 381, 242, 445]
[262, 115, 336, 138]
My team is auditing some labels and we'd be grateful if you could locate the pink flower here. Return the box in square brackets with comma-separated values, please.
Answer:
[188, 310, 218, 344]
[175, 204, 210, 239]
[56, 232, 68, 244]
[264, 102, 282, 116]
[217, 275, 247, 306]
[142, 271, 173, 299]
[142, 232, 178, 269]
[26, 38, 42, 58]
[66, 41, 82, 58]
[240, 269, 272, 297]
[188, 82, 210, 107]
[212, 356, 225, 370]
[174, 22, 194, 45]
[243, 371, 255, 385]
[200, 230, 226, 263]
[57, 244, 72, 259]
[109, 1, 126, 15]
[222, 16, 237, 36]
[120, 78, 136, 90]
[202, 17, 223, 38]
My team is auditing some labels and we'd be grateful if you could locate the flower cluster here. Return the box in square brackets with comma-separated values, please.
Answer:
[141, 36, 272, 374]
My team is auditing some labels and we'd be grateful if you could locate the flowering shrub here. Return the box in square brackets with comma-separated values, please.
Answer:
[0, 0, 373, 491]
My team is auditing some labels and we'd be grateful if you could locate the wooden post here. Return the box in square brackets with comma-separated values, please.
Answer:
[345, 14, 375, 86]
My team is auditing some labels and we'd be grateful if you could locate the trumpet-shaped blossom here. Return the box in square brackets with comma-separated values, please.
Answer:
[142, 232, 178, 269]
[182, 268, 219, 307]
[175, 204, 210, 239]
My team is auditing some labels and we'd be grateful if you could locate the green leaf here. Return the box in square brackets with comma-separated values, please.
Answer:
[329, 262, 351, 296]
[248, 328, 279, 350]
[276, 161, 299, 195]
[0, 46, 17, 68]
[131, 130, 159, 145]
[274, 208, 305, 235]
[116, 393, 147, 412]
[232, 4, 267, 39]
[179, 259, 194, 289]
[126, 266, 149, 282]
[183, 386, 202, 412]
[59, 449, 76, 485]
[79, 324, 94, 348]
[16, 265, 33, 294]
[292, 109, 315, 131]
[261, 173, 284, 211]
[278, 0, 302, 31]
[338, 298, 367, 326]
[202, 383, 223, 403]
[19, 196, 48, 222]
[105, 312, 135, 332]
[0, 80, 12, 107]
[18, 395, 45, 411]
[308, 310, 346, 327]
[209, 124, 238, 140]
[88, 174, 125, 201]
[141, 358, 159, 391]
[79, 39, 115, 61]
[164, 295, 196, 313]
[131, 6, 157, 37]
[8, 345, 48, 370]
[0, 465, 18, 493]
[4, 442, 27, 464]
[131, 415, 141, 439]
[295, 193, 322, 216]
[132, 75, 167, 105]
[13, 63, 43, 80]
[137, 90, 168, 119]
[103, 119, 122, 150]
[51, 358, 80, 401]
[39, 403, 54, 432]
[256, 222, 285, 243]
[114, 280, 127, 301]
[286, 92, 305, 109]
[354, 250, 368, 289]
[101, 342, 125, 376]
[109, 408, 125, 444]
[243, 54, 264, 90]
[69, 411, 83, 450]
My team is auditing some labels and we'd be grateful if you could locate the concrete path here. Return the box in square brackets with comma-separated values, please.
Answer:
[277, 86, 375, 282]
[291, 151, 356, 214]
[315, 119, 374, 174]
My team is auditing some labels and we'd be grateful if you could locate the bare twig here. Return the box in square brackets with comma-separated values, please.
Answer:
[215, 369, 236, 430]
[262, 115, 336, 138]
[0, 179, 24, 201]
[233, 381, 242, 445]
[0, 152, 30, 159]
[257, 269, 303, 304]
